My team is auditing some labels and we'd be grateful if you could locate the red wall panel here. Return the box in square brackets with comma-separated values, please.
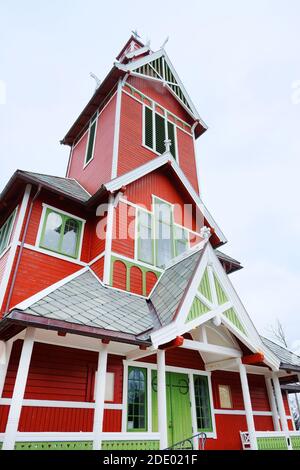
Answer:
[206, 414, 246, 450]
[142, 348, 205, 370]
[112, 260, 127, 291]
[0, 250, 10, 286]
[112, 202, 135, 258]
[68, 94, 117, 195]
[129, 266, 143, 295]
[18, 407, 94, 432]
[145, 271, 158, 295]
[91, 256, 104, 281]
[177, 128, 198, 192]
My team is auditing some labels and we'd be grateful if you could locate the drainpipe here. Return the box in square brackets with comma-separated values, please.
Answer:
[4, 185, 42, 313]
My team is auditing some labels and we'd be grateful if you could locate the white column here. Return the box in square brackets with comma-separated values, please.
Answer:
[157, 349, 168, 449]
[272, 374, 289, 432]
[265, 376, 280, 431]
[238, 360, 257, 450]
[92, 343, 108, 450]
[103, 194, 115, 285]
[0, 340, 12, 398]
[2, 327, 35, 450]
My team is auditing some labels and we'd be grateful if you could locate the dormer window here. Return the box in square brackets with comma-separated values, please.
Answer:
[84, 111, 98, 167]
[143, 105, 177, 160]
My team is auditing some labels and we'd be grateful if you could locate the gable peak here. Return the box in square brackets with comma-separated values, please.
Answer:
[116, 34, 150, 64]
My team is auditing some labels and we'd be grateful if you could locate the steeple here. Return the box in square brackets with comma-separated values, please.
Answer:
[116, 33, 151, 64]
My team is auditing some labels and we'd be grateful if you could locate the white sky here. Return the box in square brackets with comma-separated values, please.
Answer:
[1, 0, 300, 350]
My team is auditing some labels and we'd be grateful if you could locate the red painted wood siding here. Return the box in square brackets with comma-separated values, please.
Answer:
[125, 169, 201, 232]
[129, 266, 143, 295]
[112, 260, 127, 291]
[177, 128, 198, 192]
[142, 348, 205, 370]
[112, 201, 135, 258]
[145, 271, 158, 295]
[90, 256, 104, 280]
[2, 341, 124, 432]
[206, 414, 246, 450]
[0, 250, 10, 286]
[68, 94, 117, 195]
[127, 76, 194, 124]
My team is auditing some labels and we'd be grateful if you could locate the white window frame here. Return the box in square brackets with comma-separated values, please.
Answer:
[142, 104, 178, 161]
[122, 360, 217, 439]
[0, 207, 18, 258]
[35, 203, 86, 262]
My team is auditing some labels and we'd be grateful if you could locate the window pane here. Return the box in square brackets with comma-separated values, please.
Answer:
[155, 113, 166, 154]
[167, 121, 176, 159]
[194, 376, 212, 431]
[175, 226, 188, 256]
[219, 385, 233, 408]
[144, 107, 153, 148]
[42, 212, 63, 252]
[127, 367, 147, 431]
[138, 210, 153, 264]
[61, 218, 79, 257]
[85, 120, 97, 164]
[157, 221, 173, 267]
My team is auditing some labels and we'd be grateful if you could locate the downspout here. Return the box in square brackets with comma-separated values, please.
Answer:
[4, 185, 42, 313]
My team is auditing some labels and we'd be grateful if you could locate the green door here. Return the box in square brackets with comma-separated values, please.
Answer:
[152, 371, 193, 447]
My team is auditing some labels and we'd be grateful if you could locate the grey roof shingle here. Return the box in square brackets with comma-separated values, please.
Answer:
[22, 271, 154, 336]
[20, 170, 90, 202]
[261, 337, 300, 369]
[150, 249, 204, 326]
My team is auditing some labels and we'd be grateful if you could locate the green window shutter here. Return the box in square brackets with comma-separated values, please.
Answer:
[144, 107, 153, 149]
[167, 121, 176, 159]
[155, 113, 166, 154]
[85, 120, 97, 165]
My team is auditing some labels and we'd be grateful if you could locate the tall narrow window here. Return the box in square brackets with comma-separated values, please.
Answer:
[174, 226, 189, 256]
[143, 106, 177, 159]
[137, 209, 153, 265]
[84, 112, 98, 166]
[154, 198, 174, 268]
[193, 375, 213, 432]
[127, 367, 147, 431]
[0, 209, 16, 256]
[40, 208, 83, 259]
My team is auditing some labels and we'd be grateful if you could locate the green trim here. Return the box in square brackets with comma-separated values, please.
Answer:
[14, 441, 92, 450]
[102, 440, 159, 450]
[39, 207, 83, 259]
[291, 436, 300, 450]
[110, 256, 160, 296]
[257, 436, 288, 450]
[223, 307, 246, 335]
[127, 366, 148, 432]
[198, 268, 212, 302]
[214, 274, 228, 305]
[185, 297, 210, 323]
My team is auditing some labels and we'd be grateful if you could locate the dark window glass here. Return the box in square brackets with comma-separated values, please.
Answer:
[194, 375, 213, 431]
[127, 367, 147, 431]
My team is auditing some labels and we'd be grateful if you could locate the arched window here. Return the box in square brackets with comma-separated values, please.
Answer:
[40, 208, 83, 259]
[127, 367, 147, 431]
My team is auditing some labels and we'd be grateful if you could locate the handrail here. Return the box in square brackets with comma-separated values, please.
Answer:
[165, 432, 207, 450]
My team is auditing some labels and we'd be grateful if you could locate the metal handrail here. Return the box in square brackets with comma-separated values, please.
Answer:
[165, 432, 207, 450]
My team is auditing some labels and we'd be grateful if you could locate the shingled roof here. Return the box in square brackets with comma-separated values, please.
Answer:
[150, 249, 204, 326]
[19, 270, 154, 338]
[261, 337, 300, 370]
[20, 171, 91, 202]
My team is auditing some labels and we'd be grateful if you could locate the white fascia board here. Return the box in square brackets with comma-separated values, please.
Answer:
[105, 154, 227, 243]
[11, 266, 89, 311]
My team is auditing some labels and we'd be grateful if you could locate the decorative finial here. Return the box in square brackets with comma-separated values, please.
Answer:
[200, 226, 211, 240]
[90, 72, 101, 91]
[160, 36, 169, 49]
[164, 139, 172, 153]
[131, 30, 141, 39]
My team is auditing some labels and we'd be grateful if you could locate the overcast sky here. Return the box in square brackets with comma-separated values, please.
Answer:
[1, 1, 300, 350]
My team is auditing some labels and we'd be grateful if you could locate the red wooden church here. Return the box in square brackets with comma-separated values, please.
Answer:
[0, 35, 300, 451]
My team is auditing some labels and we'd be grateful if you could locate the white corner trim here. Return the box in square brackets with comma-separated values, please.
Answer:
[103, 194, 115, 285]
[11, 266, 88, 311]
[0, 184, 32, 311]
[111, 79, 123, 179]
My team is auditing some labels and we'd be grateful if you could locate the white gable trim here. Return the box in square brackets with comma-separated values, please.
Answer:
[150, 242, 280, 370]
[105, 154, 227, 243]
